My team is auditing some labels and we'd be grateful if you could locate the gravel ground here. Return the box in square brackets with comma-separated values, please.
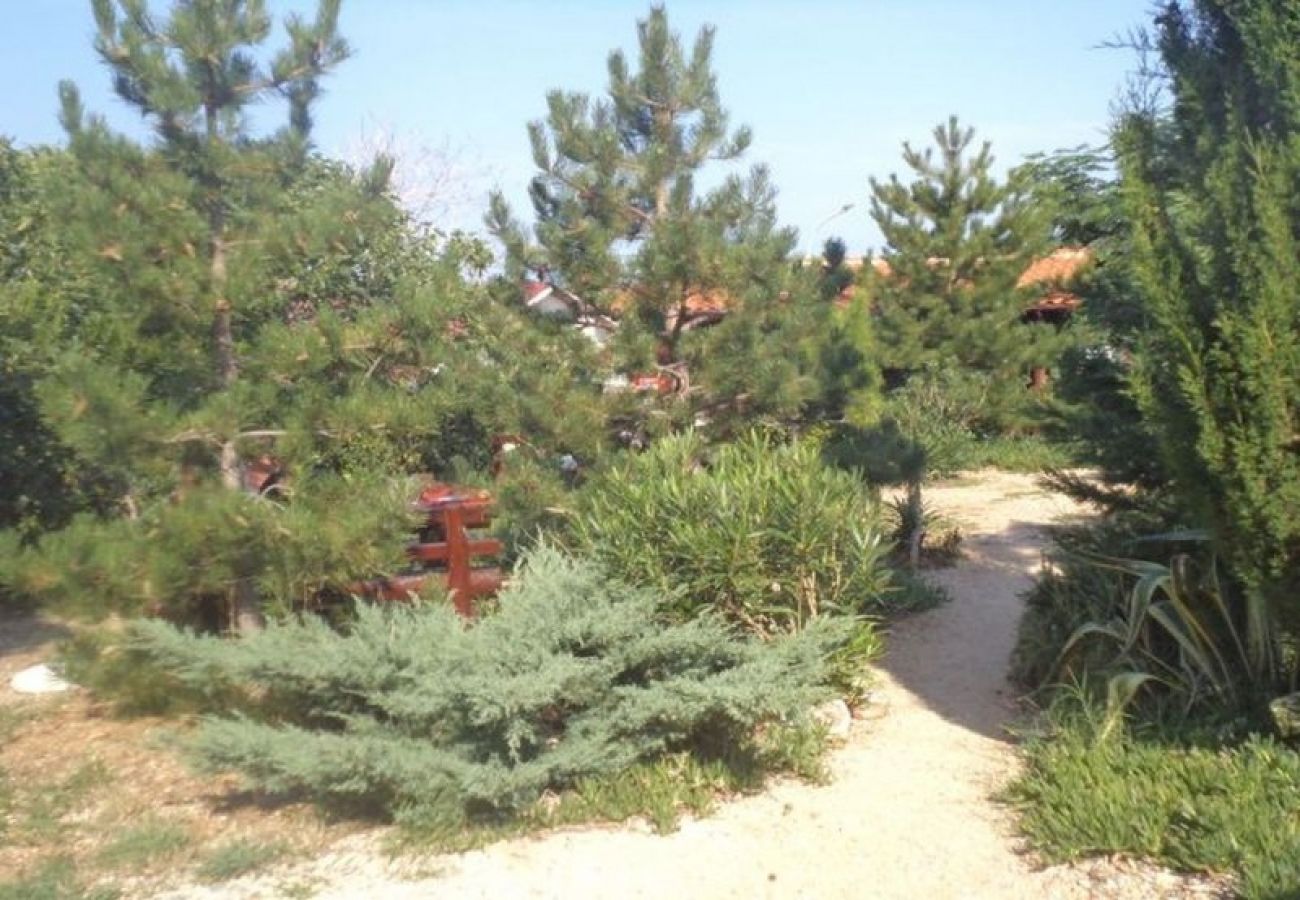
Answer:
[158, 471, 1234, 900]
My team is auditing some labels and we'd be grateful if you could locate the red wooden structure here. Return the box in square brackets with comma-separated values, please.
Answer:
[354, 482, 504, 617]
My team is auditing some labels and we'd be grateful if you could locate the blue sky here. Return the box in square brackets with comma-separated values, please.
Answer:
[1, 1, 1151, 252]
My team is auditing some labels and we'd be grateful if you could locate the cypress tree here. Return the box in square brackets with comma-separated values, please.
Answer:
[1118, 1, 1300, 632]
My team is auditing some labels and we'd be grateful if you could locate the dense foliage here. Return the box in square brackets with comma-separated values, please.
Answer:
[1120, 0, 1300, 634]
[0, 1, 604, 623]
[487, 6, 857, 436]
[866, 117, 1074, 430]
[1008, 695, 1300, 900]
[573, 432, 904, 634]
[127, 549, 851, 831]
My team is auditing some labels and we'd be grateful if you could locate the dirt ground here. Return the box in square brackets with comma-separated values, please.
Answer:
[2, 471, 1233, 899]
[0, 615, 356, 896]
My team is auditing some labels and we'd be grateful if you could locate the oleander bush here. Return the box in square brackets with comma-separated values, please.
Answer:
[572, 431, 905, 635]
[127, 548, 852, 832]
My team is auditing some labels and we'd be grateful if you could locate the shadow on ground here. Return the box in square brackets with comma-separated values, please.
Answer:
[874, 517, 1064, 743]
[0, 610, 71, 662]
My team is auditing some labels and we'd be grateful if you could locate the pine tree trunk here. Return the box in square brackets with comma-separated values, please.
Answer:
[220, 439, 265, 633]
[206, 101, 261, 634]
[906, 479, 925, 570]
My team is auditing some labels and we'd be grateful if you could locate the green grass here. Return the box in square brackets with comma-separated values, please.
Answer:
[195, 838, 288, 883]
[95, 818, 191, 871]
[0, 706, 33, 742]
[1006, 705, 1300, 900]
[0, 856, 119, 900]
[397, 724, 831, 854]
[19, 760, 110, 841]
[958, 434, 1082, 473]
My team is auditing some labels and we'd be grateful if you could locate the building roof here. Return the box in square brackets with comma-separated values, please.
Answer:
[1017, 247, 1094, 288]
[830, 247, 1093, 312]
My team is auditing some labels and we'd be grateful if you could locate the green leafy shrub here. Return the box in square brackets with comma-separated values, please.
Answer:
[1008, 694, 1300, 900]
[1014, 513, 1285, 719]
[882, 366, 986, 477]
[128, 548, 850, 833]
[1013, 513, 1184, 690]
[573, 432, 896, 634]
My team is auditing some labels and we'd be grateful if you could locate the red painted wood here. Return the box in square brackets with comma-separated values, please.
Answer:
[354, 482, 503, 617]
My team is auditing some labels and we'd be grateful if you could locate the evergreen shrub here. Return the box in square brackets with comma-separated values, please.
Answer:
[128, 548, 850, 831]
[1, 475, 413, 622]
[573, 432, 897, 634]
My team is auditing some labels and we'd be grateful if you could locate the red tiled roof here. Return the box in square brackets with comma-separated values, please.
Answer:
[522, 280, 552, 303]
[1017, 247, 1093, 288]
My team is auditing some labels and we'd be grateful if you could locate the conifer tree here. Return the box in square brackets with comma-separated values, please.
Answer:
[487, 5, 794, 363]
[867, 117, 1067, 425]
[1118, 0, 1300, 632]
[1, 1, 605, 627]
[488, 6, 829, 434]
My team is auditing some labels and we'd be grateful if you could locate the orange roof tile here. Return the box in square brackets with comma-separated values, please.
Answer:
[1017, 247, 1093, 288]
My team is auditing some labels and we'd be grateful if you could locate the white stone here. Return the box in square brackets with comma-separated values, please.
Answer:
[811, 698, 852, 741]
[9, 663, 73, 694]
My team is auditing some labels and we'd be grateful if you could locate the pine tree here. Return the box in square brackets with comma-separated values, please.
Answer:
[1, 1, 606, 627]
[1118, 1, 1300, 631]
[818, 237, 854, 302]
[488, 6, 822, 432]
[867, 117, 1067, 426]
[488, 7, 792, 350]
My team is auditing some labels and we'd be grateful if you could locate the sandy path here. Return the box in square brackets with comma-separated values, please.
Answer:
[167, 472, 1224, 900]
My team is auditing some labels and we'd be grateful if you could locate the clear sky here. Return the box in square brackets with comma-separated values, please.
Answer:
[1, 0, 1151, 252]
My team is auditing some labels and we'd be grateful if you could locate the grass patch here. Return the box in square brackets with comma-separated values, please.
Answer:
[195, 838, 288, 883]
[95, 818, 191, 871]
[0, 856, 119, 900]
[1006, 702, 1300, 900]
[398, 723, 830, 853]
[0, 706, 33, 742]
[18, 760, 110, 842]
[959, 434, 1082, 473]
[885, 568, 948, 613]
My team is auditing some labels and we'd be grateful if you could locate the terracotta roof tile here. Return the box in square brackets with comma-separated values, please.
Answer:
[1016, 247, 1093, 288]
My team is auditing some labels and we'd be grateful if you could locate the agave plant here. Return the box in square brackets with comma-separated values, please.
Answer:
[1054, 534, 1281, 714]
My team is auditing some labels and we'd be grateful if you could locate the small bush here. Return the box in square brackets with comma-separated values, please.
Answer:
[196, 839, 287, 883]
[1008, 696, 1300, 900]
[95, 819, 190, 871]
[128, 548, 851, 833]
[0, 857, 119, 900]
[1012, 513, 1179, 690]
[883, 495, 963, 568]
[882, 366, 987, 477]
[573, 431, 897, 634]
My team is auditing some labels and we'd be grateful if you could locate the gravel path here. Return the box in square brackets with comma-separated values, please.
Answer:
[165, 471, 1229, 900]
